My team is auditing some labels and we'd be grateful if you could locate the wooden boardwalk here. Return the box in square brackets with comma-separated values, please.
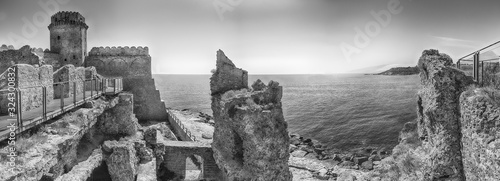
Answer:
[0, 88, 118, 142]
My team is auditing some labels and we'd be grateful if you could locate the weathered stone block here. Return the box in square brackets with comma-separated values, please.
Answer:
[460, 87, 500, 181]
[97, 92, 139, 136]
[102, 140, 138, 181]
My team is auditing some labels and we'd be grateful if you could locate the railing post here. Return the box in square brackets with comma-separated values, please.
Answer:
[457, 60, 461, 69]
[60, 83, 64, 111]
[91, 79, 94, 97]
[83, 80, 86, 100]
[481, 61, 484, 86]
[114, 79, 117, 93]
[475, 53, 478, 81]
[43, 86, 47, 121]
[73, 82, 77, 105]
[16, 89, 21, 135]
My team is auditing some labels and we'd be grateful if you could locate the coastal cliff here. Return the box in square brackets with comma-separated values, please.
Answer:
[336, 49, 500, 181]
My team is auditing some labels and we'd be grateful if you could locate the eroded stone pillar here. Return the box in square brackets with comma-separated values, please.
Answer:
[416, 49, 472, 180]
[210, 50, 292, 181]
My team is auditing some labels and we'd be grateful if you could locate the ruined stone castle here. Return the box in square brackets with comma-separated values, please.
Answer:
[0, 11, 167, 121]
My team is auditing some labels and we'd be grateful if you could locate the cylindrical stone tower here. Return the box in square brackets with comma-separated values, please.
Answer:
[48, 11, 88, 67]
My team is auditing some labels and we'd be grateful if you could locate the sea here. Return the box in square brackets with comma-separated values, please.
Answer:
[153, 74, 421, 151]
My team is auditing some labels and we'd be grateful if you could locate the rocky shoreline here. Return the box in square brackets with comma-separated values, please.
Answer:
[288, 134, 391, 171]
[173, 108, 392, 180]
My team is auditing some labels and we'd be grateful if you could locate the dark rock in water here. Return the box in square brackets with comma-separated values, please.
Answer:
[290, 137, 301, 145]
[353, 156, 368, 165]
[361, 161, 373, 170]
[304, 153, 318, 160]
[326, 159, 340, 166]
[339, 161, 355, 169]
[291, 150, 307, 157]
[289, 144, 298, 153]
[369, 154, 381, 162]
[201, 133, 213, 139]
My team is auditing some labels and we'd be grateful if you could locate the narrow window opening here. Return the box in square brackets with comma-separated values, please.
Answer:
[57, 36, 61, 40]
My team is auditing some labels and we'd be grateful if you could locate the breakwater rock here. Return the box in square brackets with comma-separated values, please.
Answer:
[210, 50, 292, 180]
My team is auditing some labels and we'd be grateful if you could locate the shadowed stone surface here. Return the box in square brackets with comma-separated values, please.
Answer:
[210, 50, 292, 181]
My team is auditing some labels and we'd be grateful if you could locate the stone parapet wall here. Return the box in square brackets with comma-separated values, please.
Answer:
[89, 46, 149, 56]
[0, 64, 53, 114]
[85, 53, 151, 79]
[0, 45, 41, 74]
[53, 65, 85, 99]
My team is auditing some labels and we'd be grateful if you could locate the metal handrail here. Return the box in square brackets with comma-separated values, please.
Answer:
[458, 41, 500, 61]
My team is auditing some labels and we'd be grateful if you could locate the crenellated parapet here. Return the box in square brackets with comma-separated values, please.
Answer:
[89, 46, 150, 56]
[0, 44, 15, 52]
[48, 11, 88, 29]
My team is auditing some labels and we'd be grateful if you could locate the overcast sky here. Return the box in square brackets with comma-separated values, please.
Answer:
[0, 0, 499, 74]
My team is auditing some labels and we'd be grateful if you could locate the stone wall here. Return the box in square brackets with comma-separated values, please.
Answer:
[210, 50, 292, 181]
[0, 45, 40, 73]
[460, 87, 500, 180]
[43, 52, 63, 70]
[53, 65, 85, 99]
[0, 64, 53, 115]
[86, 46, 166, 121]
[122, 78, 168, 121]
[155, 140, 221, 181]
[85, 46, 151, 78]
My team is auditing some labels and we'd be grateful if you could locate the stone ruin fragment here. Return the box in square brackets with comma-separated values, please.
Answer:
[210, 50, 292, 181]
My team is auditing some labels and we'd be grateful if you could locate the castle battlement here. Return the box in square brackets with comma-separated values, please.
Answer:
[49, 11, 88, 29]
[88, 46, 149, 56]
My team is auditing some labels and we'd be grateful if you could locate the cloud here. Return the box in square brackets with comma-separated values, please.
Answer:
[431, 35, 478, 48]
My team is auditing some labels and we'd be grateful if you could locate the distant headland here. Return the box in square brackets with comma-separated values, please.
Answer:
[373, 66, 419, 75]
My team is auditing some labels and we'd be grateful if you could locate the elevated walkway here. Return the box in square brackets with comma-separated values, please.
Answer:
[0, 73, 123, 142]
